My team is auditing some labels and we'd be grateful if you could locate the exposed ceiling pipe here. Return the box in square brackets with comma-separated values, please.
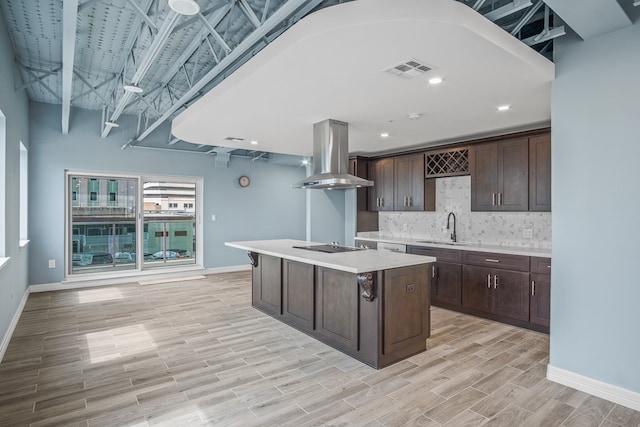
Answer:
[135, 0, 324, 143]
[61, 0, 79, 134]
[102, 8, 181, 138]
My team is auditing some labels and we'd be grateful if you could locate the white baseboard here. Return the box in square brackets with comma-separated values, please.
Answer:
[30, 264, 251, 293]
[0, 288, 30, 363]
[547, 364, 640, 412]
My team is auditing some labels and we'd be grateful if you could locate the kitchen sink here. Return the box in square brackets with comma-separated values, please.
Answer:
[416, 240, 470, 246]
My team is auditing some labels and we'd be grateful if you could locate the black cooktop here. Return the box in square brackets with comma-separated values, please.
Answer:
[293, 244, 365, 254]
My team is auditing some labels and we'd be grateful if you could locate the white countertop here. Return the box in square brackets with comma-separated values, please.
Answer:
[225, 239, 436, 274]
[356, 233, 551, 258]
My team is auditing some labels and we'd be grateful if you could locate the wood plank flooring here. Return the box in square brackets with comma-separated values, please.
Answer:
[1, 271, 638, 426]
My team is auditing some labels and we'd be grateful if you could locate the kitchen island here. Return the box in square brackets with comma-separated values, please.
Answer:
[225, 239, 436, 368]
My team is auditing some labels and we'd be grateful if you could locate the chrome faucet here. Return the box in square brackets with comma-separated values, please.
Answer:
[446, 212, 457, 243]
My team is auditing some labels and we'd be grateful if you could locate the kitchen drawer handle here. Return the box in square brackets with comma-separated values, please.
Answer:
[381, 197, 384, 207]
[498, 192, 502, 206]
[408, 196, 412, 207]
[531, 280, 536, 296]
[492, 193, 496, 206]
[493, 275, 498, 289]
[547, 265, 551, 269]
[485, 258, 500, 263]
[432, 265, 436, 278]
[487, 274, 491, 288]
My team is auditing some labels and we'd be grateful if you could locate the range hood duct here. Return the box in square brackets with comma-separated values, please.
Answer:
[293, 119, 374, 189]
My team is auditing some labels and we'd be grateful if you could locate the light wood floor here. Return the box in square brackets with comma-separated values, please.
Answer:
[1, 271, 639, 427]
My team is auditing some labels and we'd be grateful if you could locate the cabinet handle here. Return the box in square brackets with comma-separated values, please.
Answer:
[492, 193, 496, 206]
[432, 265, 436, 278]
[381, 197, 384, 207]
[493, 275, 498, 289]
[408, 196, 412, 206]
[485, 258, 500, 263]
[547, 265, 551, 269]
[531, 280, 536, 296]
[487, 274, 491, 288]
[498, 192, 502, 206]
[404, 196, 408, 207]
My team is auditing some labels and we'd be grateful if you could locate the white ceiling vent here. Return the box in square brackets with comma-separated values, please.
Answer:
[384, 59, 433, 79]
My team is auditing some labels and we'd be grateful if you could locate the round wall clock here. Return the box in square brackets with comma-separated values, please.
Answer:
[238, 175, 250, 187]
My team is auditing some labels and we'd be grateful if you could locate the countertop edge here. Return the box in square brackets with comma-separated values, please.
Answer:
[226, 240, 436, 274]
[355, 235, 551, 258]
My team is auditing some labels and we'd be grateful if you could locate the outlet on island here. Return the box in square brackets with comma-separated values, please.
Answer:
[523, 229, 533, 239]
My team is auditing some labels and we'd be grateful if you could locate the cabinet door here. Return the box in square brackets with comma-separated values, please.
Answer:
[382, 265, 429, 356]
[369, 158, 394, 211]
[394, 154, 425, 211]
[282, 260, 315, 333]
[497, 138, 529, 211]
[433, 262, 462, 307]
[252, 254, 282, 316]
[315, 267, 358, 352]
[529, 134, 551, 212]
[492, 270, 530, 322]
[470, 143, 499, 211]
[530, 273, 550, 327]
[462, 265, 493, 314]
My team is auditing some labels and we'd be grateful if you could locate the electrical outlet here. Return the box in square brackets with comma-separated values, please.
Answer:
[402, 223, 408, 232]
[48, 259, 55, 268]
[406, 283, 415, 293]
[523, 229, 533, 239]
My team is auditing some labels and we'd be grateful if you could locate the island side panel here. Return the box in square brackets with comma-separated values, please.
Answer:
[379, 264, 431, 367]
[282, 259, 315, 333]
[252, 254, 282, 316]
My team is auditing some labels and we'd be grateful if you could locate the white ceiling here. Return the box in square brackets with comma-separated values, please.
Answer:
[172, 0, 555, 157]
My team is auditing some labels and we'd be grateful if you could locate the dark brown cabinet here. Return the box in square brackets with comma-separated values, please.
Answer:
[462, 265, 530, 323]
[394, 154, 430, 211]
[529, 134, 551, 212]
[470, 138, 529, 211]
[461, 251, 530, 324]
[350, 158, 379, 232]
[407, 246, 461, 308]
[251, 254, 282, 317]
[530, 257, 551, 329]
[369, 155, 434, 212]
[282, 260, 315, 333]
[369, 158, 394, 211]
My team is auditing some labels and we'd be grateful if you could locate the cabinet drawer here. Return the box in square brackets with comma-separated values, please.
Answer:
[462, 251, 529, 272]
[530, 257, 551, 274]
[407, 246, 461, 263]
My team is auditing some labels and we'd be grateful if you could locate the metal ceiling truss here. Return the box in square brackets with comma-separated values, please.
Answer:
[3, 0, 568, 158]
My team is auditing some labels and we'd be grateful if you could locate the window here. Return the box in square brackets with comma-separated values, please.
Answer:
[90, 192, 97, 201]
[183, 203, 193, 209]
[168, 203, 178, 208]
[19, 142, 28, 241]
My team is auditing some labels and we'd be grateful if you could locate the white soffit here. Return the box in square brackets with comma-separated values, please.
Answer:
[172, 0, 555, 156]
[543, 0, 631, 40]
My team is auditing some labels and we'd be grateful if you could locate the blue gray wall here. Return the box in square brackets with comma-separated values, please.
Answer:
[28, 102, 309, 284]
[0, 11, 30, 351]
[551, 21, 640, 392]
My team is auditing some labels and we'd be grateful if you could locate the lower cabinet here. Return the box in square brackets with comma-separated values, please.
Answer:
[407, 246, 461, 308]
[462, 265, 530, 323]
[251, 253, 282, 316]
[530, 257, 551, 328]
[315, 267, 359, 353]
[282, 260, 315, 333]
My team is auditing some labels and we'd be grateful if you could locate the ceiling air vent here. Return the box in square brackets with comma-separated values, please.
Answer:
[384, 58, 433, 79]
[224, 137, 245, 142]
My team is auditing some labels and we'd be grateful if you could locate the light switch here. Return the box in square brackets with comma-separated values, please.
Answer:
[211, 214, 216, 221]
[48, 259, 55, 268]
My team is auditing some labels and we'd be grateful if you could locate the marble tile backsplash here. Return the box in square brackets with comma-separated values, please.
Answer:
[378, 176, 551, 249]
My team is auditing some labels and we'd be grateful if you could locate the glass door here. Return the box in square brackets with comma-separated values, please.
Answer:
[69, 174, 138, 275]
[142, 180, 196, 269]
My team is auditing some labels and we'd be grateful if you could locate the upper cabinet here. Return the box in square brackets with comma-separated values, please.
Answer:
[470, 138, 530, 212]
[350, 158, 379, 232]
[369, 154, 434, 212]
[369, 158, 394, 211]
[529, 134, 551, 212]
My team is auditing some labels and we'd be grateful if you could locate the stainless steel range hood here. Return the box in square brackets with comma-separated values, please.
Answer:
[293, 119, 374, 189]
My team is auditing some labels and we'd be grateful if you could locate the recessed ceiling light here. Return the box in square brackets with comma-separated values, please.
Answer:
[380, 132, 390, 138]
[104, 121, 119, 128]
[124, 85, 143, 93]
[497, 104, 511, 111]
[428, 77, 443, 85]
[168, 0, 200, 15]
[250, 140, 259, 145]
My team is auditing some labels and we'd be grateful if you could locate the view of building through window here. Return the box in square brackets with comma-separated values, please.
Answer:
[68, 174, 197, 275]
